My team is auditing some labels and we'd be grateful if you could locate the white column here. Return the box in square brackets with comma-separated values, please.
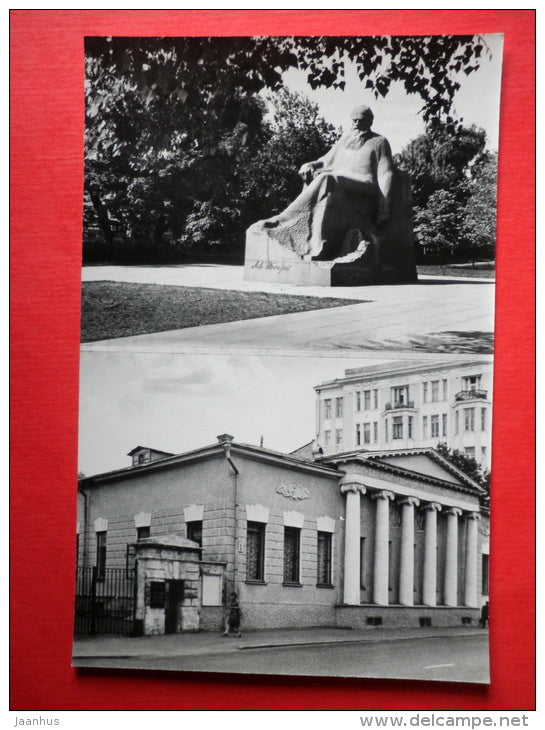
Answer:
[399, 497, 419, 606]
[464, 512, 480, 607]
[340, 478, 366, 605]
[372, 490, 394, 605]
[444, 507, 462, 607]
[422, 502, 442, 606]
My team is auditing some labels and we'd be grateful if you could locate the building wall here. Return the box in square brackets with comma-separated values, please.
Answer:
[316, 361, 493, 468]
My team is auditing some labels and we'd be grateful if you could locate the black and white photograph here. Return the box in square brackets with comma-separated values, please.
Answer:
[74, 33, 502, 684]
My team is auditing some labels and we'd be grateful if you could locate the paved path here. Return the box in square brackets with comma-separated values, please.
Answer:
[82, 265, 495, 355]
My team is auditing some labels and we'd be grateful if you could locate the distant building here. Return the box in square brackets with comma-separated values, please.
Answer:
[314, 359, 493, 469]
[76, 434, 489, 637]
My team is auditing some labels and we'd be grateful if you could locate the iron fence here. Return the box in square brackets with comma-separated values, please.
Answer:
[74, 566, 136, 636]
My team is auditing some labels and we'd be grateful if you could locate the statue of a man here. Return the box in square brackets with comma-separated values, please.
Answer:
[256, 104, 395, 261]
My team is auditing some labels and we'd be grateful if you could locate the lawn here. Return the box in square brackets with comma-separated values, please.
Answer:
[81, 281, 357, 342]
[417, 263, 495, 279]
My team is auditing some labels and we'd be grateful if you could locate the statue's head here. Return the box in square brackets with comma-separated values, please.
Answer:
[350, 104, 374, 132]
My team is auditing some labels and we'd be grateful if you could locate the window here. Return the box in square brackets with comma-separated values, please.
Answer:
[324, 430, 331, 446]
[317, 532, 332, 586]
[385, 420, 388, 442]
[455, 410, 459, 434]
[463, 374, 482, 392]
[246, 521, 265, 582]
[335, 428, 343, 446]
[373, 422, 378, 443]
[356, 391, 361, 411]
[186, 520, 202, 546]
[423, 415, 428, 439]
[373, 389, 378, 409]
[481, 554, 489, 595]
[363, 422, 371, 444]
[283, 527, 301, 584]
[431, 380, 439, 402]
[335, 397, 343, 418]
[431, 414, 439, 438]
[442, 413, 448, 437]
[464, 407, 475, 432]
[464, 446, 476, 459]
[137, 525, 150, 541]
[481, 446, 487, 461]
[323, 399, 332, 419]
[96, 531, 107, 580]
[360, 537, 366, 589]
[392, 385, 409, 406]
[408, 416, 413, 439]
[392, 416, 403, 440]
[481, 407, 487, 431]
[363, 390, 371, 410]
[356, 423, 361, 446]
[422, 382, 428, 403]
[442, 379, 448, 400]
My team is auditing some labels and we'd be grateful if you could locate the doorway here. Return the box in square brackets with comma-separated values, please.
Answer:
[165, 580, 184, 634]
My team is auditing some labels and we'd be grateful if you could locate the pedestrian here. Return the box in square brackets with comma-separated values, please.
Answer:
[479, 601, 489, 628]
[223, 592, 242, 637]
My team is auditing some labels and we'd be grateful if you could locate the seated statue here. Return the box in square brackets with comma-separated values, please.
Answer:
[245, 104, 417, 286]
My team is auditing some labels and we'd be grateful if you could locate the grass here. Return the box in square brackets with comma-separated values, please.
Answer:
[81, 281, 357, 342]
[417, 264, 495, 279]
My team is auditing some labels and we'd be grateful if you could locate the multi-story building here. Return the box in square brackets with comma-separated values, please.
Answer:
[315, 359, 493, 469]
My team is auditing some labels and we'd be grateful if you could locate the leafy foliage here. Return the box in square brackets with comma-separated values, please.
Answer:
[83, 35, 492, 262]
[435, 441, 490, 505]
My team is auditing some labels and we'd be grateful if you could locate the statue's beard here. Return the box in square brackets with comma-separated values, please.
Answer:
[343, 129, 370, 150]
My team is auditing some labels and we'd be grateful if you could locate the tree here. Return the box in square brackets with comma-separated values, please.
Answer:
[413, 189, 463, 260]
[435, 442, 490, 506]
[461, 152, 498, 261]
[83, 35, 493, 261]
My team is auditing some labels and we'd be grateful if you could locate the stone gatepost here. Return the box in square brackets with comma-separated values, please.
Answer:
[133, 535, 202, 635]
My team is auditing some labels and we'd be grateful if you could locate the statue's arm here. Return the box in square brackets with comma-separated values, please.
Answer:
[376, 138, 394, 225]
[299, 142, 337, 182]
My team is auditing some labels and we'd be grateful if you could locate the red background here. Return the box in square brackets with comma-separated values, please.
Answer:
[10, 10, 535, 710]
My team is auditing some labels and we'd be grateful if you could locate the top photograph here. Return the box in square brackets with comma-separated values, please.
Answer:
[80, 34, 502, 356]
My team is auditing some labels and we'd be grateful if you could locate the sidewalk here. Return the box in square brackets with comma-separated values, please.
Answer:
[72, 625, 486, 660]
[81, 264, 495, 355]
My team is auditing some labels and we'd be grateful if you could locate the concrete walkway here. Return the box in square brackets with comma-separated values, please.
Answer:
[81, 264, 495, 355]
[72, 625, 487, 660]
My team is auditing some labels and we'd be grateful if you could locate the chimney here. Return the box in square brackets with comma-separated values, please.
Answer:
[216, 434, 234, 444]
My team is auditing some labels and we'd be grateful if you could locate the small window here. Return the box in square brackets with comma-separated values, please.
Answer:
[481, 407, 487, 431]
[463, 374, 482, 392]
[423, 415, 428, 439]
[317, 532, 332, 586]
[373, 422, 378, 443]
[363, 422, 371, 444]
[431, 414, 439, 438]
[442, 379, 448, 400]
[385, 420, 388, 442]
[392, 385, 409, 406]
[335, 428, 343, 446]
[283, 527, 301, 584]
[442, 413, 448, 437]
[408, 415, 413, 439]
[246, 521, 265, 582]
[356, 423, 361, 446]
[455, 410, 459, 434]
[392, 416, 403, 440]
[373, 389, 378, 410]
[464, 407, 475, 432]
[422, 382, 428, 403]
[464, 446, 476, 459]
[186, 520, 202, 546]
[137, 525, 150, 541]
[324, 430, 331, 446]
[335, 397, 343, 418]
[481, 446, 487, 461]
[364, 390, 371, 410]
[323, 399, 332, 419]
[356, 391, 361, 412]
[360, 537, 366, 589]
[431, 380, 439, 402]
[96, 531, 107, 580]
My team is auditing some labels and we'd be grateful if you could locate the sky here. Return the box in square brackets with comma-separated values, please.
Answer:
[79, 351, 397, 476]
[281, 33, 504, 154]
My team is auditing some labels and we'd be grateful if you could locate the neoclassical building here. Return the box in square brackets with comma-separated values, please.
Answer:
[76, 435, 489, 636]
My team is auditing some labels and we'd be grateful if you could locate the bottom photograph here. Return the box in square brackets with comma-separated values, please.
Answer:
[74, 352, 491, 683]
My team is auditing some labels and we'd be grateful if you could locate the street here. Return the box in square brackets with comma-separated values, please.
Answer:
[74, 634, 489, 684]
